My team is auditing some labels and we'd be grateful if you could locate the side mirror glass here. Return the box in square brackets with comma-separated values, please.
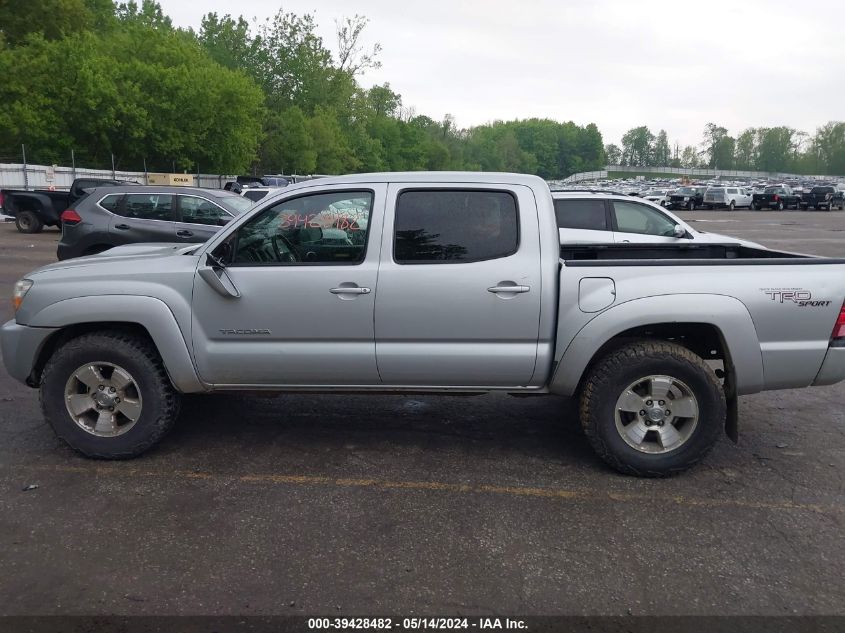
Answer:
[673, 224, 686, 238]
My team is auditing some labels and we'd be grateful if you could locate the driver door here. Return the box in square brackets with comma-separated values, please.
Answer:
[190, 185, 385, 386]
[611, 200, 688, 243]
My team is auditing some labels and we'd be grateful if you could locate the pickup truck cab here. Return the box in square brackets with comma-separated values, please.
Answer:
[1, 178, 137, 233]
[553, 192, 762, 247]
[3, 172, 845, 477]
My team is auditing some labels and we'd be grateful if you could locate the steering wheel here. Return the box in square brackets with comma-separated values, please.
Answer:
[271, 234, 299, 263]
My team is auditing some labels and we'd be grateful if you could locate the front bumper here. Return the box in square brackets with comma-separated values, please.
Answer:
[0, 320, 59, 386]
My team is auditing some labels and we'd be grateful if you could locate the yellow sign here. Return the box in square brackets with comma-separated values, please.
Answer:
[147, 173, 196, 187]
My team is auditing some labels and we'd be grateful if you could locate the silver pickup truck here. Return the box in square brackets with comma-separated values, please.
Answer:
[3, 172, 845, 476]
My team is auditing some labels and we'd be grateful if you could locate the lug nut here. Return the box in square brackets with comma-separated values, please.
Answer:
[646, 399, 653, 406]
[658, 421, 665, 427]
[98, 385, 105, 390]
[639, 410, 646, 416]
[108, 407, 114, 412]
[665, 410, 671, 416]
[114, 397, 120, 403]
[109, 387, 116, 393]
[658, 400, 665, 406]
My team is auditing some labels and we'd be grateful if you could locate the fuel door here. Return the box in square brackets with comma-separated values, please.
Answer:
[579, 277, 616, 313]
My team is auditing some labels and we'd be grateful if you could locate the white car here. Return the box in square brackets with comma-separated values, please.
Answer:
[552, 192, 763, 247]
[703, 186, 753, 210]
[641, 189, 672, 207]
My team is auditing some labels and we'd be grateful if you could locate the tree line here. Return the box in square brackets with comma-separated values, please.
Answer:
[1, 1, 842, 178]
[0, 0, 604, 178]
[606, 122, 845, 175]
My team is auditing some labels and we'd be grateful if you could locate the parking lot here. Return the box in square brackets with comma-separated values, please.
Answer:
[0, 210, 843, 617]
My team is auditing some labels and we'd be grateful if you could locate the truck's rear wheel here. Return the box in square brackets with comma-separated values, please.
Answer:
[40, 330, 180, 459]
[777, 201, 784, 211]
[579, 341, 725, 477]
[15, 210, 44, 234]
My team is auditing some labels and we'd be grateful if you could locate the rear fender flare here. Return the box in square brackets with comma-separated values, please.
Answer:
[549, 294, 764, 397]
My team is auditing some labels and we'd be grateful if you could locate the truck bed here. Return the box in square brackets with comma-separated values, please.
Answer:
[559, 242, 845, 265]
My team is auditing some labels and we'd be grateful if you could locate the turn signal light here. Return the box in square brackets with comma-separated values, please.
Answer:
[833, 302, 845, 340]
[60, 209, 82, 225]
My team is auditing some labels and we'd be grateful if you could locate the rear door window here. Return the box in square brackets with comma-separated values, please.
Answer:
[553, 199, 607, 230]
[116, 194, 174, 221]
[394, 190, 519, 264]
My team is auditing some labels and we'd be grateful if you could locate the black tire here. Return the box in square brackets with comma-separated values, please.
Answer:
[579, 341, 725, 477]
[15, 210, 44, 234]
[40, 330, 181, 459]
[688, 200, 695, 211]
[751, 202, 758, 210]
[826, 202, 832, 211]
[777, 201, 784, 211]
[728, 200, 735, 211]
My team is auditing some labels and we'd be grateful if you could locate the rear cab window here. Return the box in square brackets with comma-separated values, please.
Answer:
[394, 190, 518, 264]
[553, 199, 607, 231]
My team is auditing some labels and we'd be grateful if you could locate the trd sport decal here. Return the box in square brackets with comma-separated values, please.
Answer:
[761, 289, 831, 307]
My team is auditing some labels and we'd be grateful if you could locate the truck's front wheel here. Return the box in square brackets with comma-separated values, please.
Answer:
[579, 341, 725, 477]
[40, 330, 181, 459]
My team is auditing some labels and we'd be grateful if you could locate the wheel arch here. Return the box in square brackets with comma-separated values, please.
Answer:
[549, 294, 764, 399]
[25, 296, 205, 393]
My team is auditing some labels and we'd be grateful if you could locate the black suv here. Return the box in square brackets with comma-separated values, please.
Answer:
[57, 186, 254, 260]
[667, 186, 706, 210]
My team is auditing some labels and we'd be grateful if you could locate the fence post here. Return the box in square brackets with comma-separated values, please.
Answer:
[22, 144, 29, 190]
[71, 148, 76, 181]
[143, 158, 148, 185]
[111, 153, 116, 179]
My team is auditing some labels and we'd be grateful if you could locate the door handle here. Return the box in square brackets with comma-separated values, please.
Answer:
[330, 287, 371, 295]
[176, 230, 194, 237]
[487, 285, 530, 294]
[114, 224, 130, 230]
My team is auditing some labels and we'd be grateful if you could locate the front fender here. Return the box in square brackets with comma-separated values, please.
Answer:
[549, 294, 764, 397]
[25, 295, 205, 393]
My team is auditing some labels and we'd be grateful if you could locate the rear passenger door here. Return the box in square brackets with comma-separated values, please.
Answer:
[611, 199, 685, 243]
[174, 194, 232, 243]
[553, 198, 613, 243]
[108, 193, 176, 245]
[374, 184, 542, 386]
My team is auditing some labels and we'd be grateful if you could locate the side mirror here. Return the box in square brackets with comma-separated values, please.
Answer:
[673, 224, 686, 238]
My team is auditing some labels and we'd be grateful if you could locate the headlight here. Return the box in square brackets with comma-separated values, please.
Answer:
[13, 279, 33, 313]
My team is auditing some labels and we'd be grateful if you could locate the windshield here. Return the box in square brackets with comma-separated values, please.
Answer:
[216, 194, 255, 214]
[764, 186, 783, 193]
[676, 187, 695, 194]
[707, 188, 725, 193]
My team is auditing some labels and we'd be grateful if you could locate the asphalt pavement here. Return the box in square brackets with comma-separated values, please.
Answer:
[0, 212, 843, 618]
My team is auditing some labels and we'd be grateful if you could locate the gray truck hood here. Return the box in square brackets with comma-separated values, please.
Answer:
[28, 243, 201, 276]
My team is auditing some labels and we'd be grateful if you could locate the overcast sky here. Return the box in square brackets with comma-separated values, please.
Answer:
[157, 0, 842, 149]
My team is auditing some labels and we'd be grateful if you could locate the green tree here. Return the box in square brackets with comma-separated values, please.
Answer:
[604, 143, 622, 165]
[621, 126, 655, 166]
[653, 130, 671, 166]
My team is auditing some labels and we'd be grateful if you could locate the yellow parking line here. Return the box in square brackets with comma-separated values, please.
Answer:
[6, 463, 842, 514]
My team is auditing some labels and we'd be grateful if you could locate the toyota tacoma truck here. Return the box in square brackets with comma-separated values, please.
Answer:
[0, 177, 136, 233]
[3, 172, 845, 477]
